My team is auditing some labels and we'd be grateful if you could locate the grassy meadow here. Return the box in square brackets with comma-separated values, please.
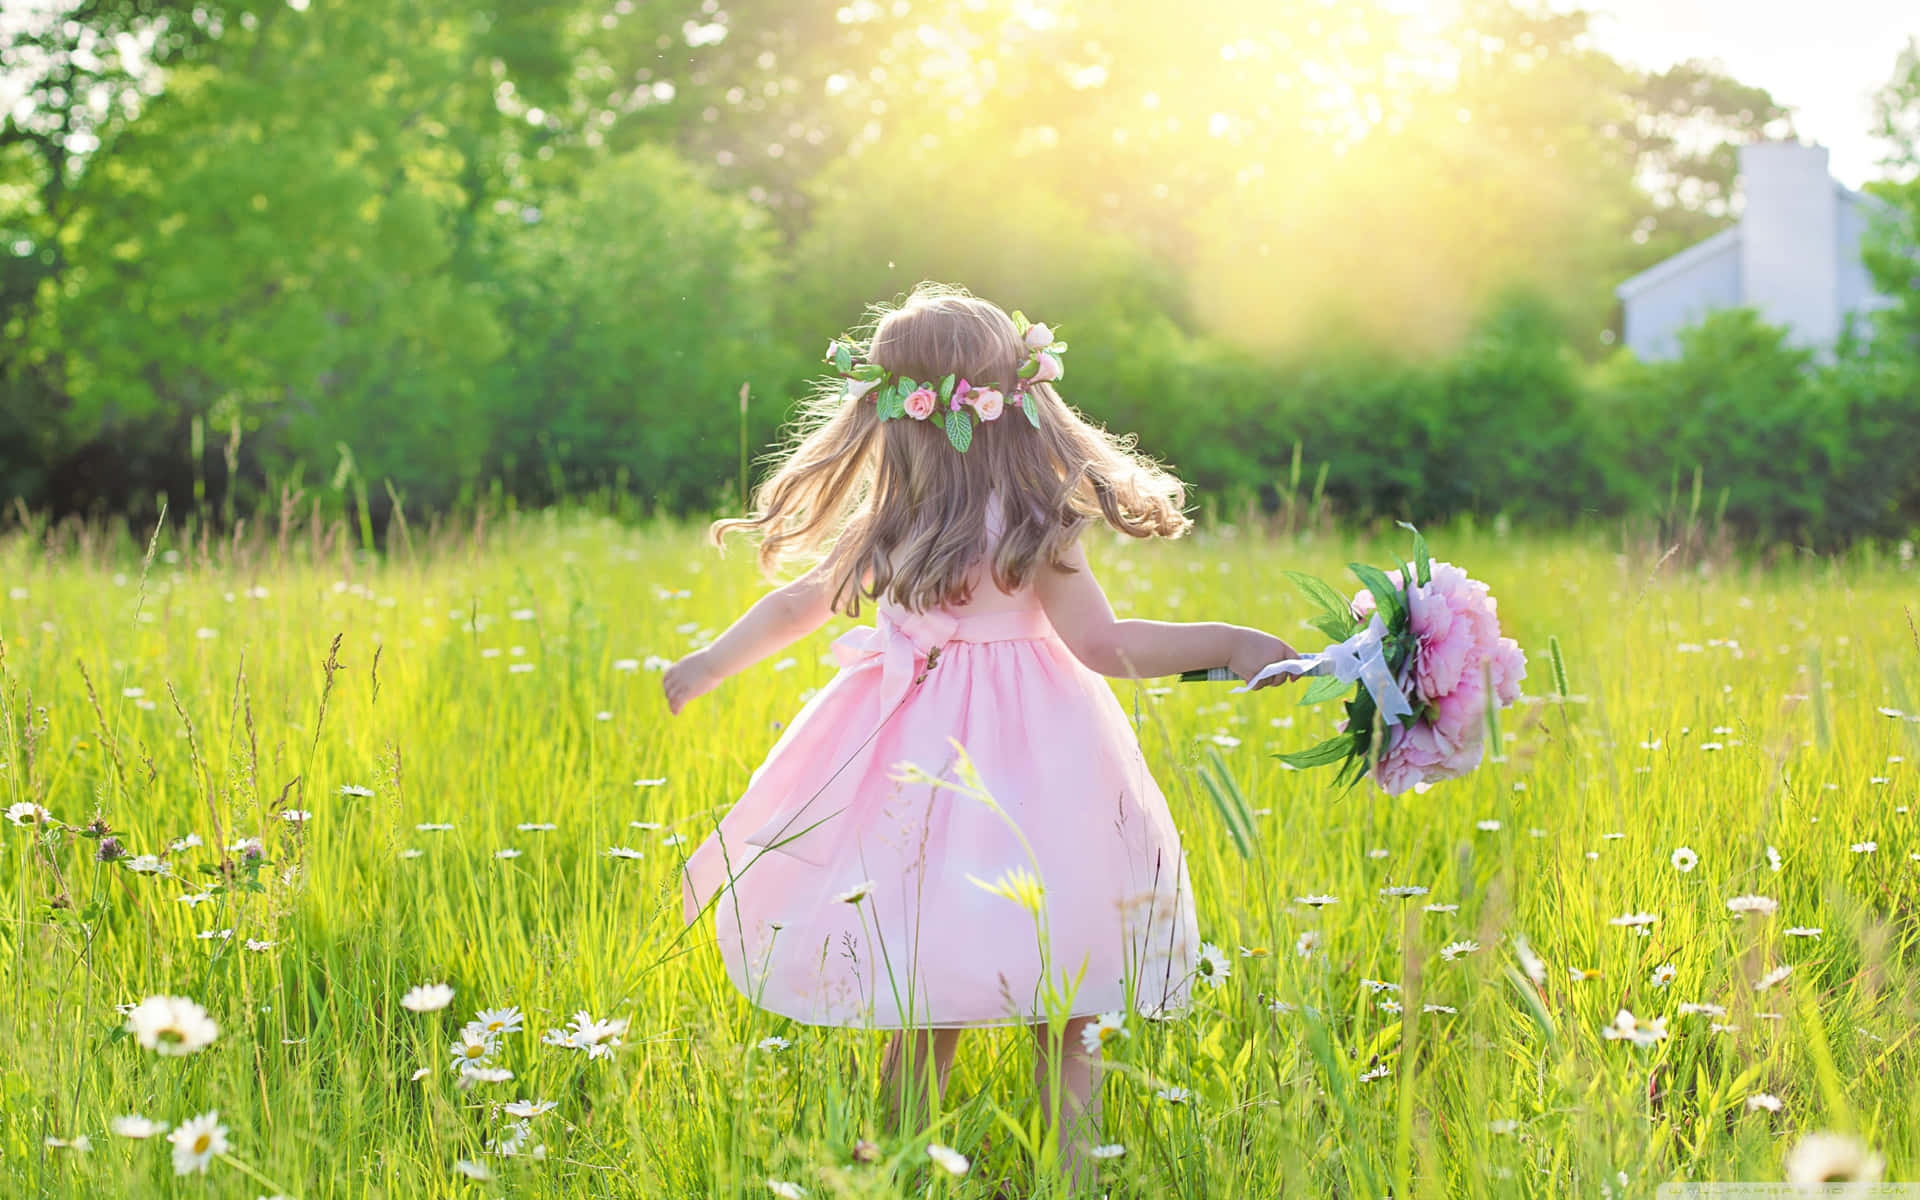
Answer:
[2, 510, 1918, 1197]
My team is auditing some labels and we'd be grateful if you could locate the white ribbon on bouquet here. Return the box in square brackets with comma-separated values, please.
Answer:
[1233, 613, 1417, 726]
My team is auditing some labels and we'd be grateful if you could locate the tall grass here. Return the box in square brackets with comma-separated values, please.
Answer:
[1, 510, 1916, 1197]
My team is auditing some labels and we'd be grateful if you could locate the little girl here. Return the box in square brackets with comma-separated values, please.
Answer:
[664, 283, 1294, 1185]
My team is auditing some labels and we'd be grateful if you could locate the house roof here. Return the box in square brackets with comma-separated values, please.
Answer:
[1615, 182, 1887, 303]
[1615, 226, 1741, 302]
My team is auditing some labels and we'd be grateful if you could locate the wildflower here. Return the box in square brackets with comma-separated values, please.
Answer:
[1727, 894, 1778, 916]
[1784, 926, 1822, 938]
[1488, 1119, 1519, 1134]
[227, 837, 263, 859]
[179, 890, 218, 907]
[1755, 964, 1793, 992]
[1423, 1004, 1457, 1014]
[1766, 845, 1782, 871]
[1568, 967, 1601, 982]
[1237, 945, 1269, 957]
[1439, 939, 1480, 962]
[1359, 1061, 1391, 1082]
[44, 1134, 91, 1152]
[195, 928, 232, 941]
[111, 1115, 168, 1139]
[280, 810, 312, 824]
[1294, 931, 1320, 959]
[604, 846, 644, 860]
[1783, 1131, 1884, 1185]
[470, 1007, 524, 1036]
[1378, 999, 1403, 1014]
[449, 1030, 497, 1074]
[768, 1182, 807, 1199]
[1378, 885, 1428, 898]
[503, 1099, 557, 1119]
[1155, 1086, 1191, 1103]
[1295, 894, 1338, 907]
[516, 822, 557, 832]
[836, 880, 875, 904]
[243, 939, 275, 952]
[125, 995, 218, 1055]
[401, 983, 455, 1013]
[5, 801, 51, 826]
[1601, 1009, 1667, 1047]
[338, 784, 374, 798]
[1651, 963, 1677, 988]
[757, 1036, 791, 1052]
[1196, 942, 1231, 984]
[462, 1066, 513, 1085]
[1081, 1012, 1129, 1055]
[416, 822, 454, 832]
[926, 1144, 969, 1176]
[168, 1110, 229, 1175]
[1747, 1093, 1783, 1112]
[1850, 841, 1876, 854]
[495, 848, 522, 859]
[1678, 1002, 1726, 1017]
[1475, 819, 1501, 832]
[633, 777, 668, 787]
[1424, 902, 1460, 914]
[1513, 935, 1547, 985]
[169, 832, 203, 852]
[1671, 846, 1698, 872]
[1089, 1144, 1126, 1159]
[454, 1159, 494, 1181]
[565, 1011, 628, 1058]
[96, 836, 125, 862]
[1609, 912, 1659, 929]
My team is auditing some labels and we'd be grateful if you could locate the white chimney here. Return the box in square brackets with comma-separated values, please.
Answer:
[1737, 142, 1839, 349]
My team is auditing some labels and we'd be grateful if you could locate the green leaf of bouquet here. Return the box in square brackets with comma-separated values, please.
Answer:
[1398, 520, 1432, 587]
[1278, 733, 1357, 769]
[1310, 612, 1357, 642]
[1297, 675, 1351, 706]
[1283, 570, 1351, 621]
[946, 408, 973, 451]
[1348, 562, 1407, 628]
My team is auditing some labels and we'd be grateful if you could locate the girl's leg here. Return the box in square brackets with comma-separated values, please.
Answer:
[881, 1025, 964, 1134]
[1033, 1016, 1102, 1191]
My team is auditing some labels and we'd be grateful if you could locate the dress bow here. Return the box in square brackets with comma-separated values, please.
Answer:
[830, 606, 958, 714]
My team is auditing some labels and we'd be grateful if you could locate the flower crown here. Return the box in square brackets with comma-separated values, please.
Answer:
[824, 311, 1067, 452]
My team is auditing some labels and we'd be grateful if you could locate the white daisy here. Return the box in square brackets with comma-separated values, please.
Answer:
[768, 1181, 807, 1199]
[1671, 846, 1698, 872]
[167, 1110, 229, 1175]
[1512, 935, 1547, 985]
[110, 1115, 168, 1139]
[1783, 1132, 1884, 1185]
[1359, 1061, 1392, 1082]
[1195, 942, 1231, 985]
[1089, 1143, 1126, 1159]
[1766, 845, 1783, 872]
[1784, 926, 1822, 938]
[836, 880, 876, 904]
[604, 846, 644, 859]
[1747, 1092, 1784, 1112]
[1155, 1086, 1191, 1104]
[1439, 939, 1480, 962]
[6, 801, 51, 826]
[1850, 841, 1877, 854]
[280, 809, 312, 824]
[1295, 894, 1338, 907]
[1609, 912, 1659, 928]
[503, 1099, 557, 1119]
[926, 1144, 969, 1176]
[338, 784, 374, 798]
[123, 855, 168, 875]
[1601, 1009, 1667, 1047]
[633, 777, 668, 788]
[1081, 1011, 1130, 1055]
[1678, 1002, 1727, 1018]
[1651, 963, 1677, 988]
[43, 1134, 90, 1151]
[1424, 902, 1460, 914]
[125, 995, 218, 1056]
[1727, 894, 1778, 916]
[416, 822, 454, 832]
[494, 848, 522, 859]
[757, 1036, 792, 1052]
[449, 1030, 498, 1073]
[1379, 885, 1429, 898]
[454, 1159, 493, 1181]
[1755, 964, 1793, 992]
[1294, 930, 1320, 959]
[470, 1007, 524, 1036]
[1475, 819, 1501, 832]
[401, 983, 455, 1013]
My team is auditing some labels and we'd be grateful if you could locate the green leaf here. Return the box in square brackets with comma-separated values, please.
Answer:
[1022, 394, 1041, 427]
[1277, 733, 1357, 769]
[1011, 309, 1030, 334]
[1397, 520, 1432, 587]
[1348, 562, 1407, 629]
[1283, 570, 1352, 621]
[852, 362, 885, 381]
[930, 410, 946, 429]
[945, 408, 973, 451]
[1017, 357, 1039, 379]
[1297, 674, 1351, 706]
[1310, 612, 1357, 642]
[1198, 747, 1256, 859]
[1051, 341, 1068, 352]
[938, 373, 956, 402]
[833, 342, 853, 374]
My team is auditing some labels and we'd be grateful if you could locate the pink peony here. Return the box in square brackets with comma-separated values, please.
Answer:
[903, 387, 937, 420]
[1373, 718, 1485, 795]
[1487, 636, 1527, 706]
[970, 387, 1004, 421]
[1427, 666, 1487, 753]
[1031, 352, 1063, 383]
[1406, 562, 1502, 699]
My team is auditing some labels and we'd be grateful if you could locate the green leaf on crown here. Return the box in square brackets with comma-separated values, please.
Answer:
[1011, 310, 1031, 335]
[1022, 394, 1041, 427]
[946, 408, 973, 451]
[930, 409, 946, 429]
[877, 380, 903, 420]
[939, 373, 955, 402]
[852, 362, 885, 381]
[833, 342, 853, 374]
[1017, 358, 1038, 380]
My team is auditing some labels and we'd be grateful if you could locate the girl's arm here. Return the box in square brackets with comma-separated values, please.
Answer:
[1034, 537, 1296, 685]
[663, 558, 845, 715]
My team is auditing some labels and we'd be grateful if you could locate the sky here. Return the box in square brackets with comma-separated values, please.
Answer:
[1563, 0, 1919, 187]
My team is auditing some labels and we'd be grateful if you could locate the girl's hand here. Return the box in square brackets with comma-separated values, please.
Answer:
[663, 649, 721, 715]
[1229, 630, 1297, 691]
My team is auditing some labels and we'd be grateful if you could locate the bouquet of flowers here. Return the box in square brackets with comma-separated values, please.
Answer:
[1194, 525, 1527, 794]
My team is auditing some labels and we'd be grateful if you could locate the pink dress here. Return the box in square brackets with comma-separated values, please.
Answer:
[680, 535, 1202, 1030]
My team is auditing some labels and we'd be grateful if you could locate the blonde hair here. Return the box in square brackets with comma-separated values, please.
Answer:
[712, 282, 1191, 615]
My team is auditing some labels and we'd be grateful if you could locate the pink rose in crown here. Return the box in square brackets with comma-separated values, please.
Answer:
[903, 387, 937, 420]
[971, 387, 1004, 421]
[1031, 352, 1063, 383]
